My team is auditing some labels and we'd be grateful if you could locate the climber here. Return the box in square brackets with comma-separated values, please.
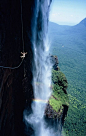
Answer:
[20, 52, 27, 58]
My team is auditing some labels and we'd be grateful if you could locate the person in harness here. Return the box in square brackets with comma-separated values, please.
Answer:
[20, 52, 27, 58]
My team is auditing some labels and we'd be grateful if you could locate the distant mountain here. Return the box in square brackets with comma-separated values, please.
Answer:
[49, 18, 86, 53]
[48, 22, 71, 34]
[49, 18, 86, 34]
[67, 18, 86, 34]
[78, 17, 86, 27]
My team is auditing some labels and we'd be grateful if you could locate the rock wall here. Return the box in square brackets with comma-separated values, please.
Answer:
[44, 55, 69, 134]
[0, 0, 35, 135]
[0, 1, 68, 136]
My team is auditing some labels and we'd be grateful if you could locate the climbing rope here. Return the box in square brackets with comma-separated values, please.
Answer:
[20, 0, 24, 52]
[20, 0, 26, 77]
[0, 0, 27, 70]
[0, 58, 24, 69]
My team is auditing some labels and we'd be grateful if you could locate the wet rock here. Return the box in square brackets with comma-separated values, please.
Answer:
[0, 0, 35, 135]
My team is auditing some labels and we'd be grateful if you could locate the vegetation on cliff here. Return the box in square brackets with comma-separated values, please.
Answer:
[45, 56, 69, 120]
[49, 69, 69, 113]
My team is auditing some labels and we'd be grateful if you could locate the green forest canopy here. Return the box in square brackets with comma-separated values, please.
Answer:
[49, 21, 86, 136]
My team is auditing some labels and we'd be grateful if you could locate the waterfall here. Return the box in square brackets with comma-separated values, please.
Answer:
[24, 0, 61, 136]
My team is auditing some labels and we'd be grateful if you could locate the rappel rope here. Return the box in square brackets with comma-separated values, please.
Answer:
[20, 0, 24, 53]
[0, 0, 27, 70]
[0, 58, 24, 69]
[20, 0, 26, 77]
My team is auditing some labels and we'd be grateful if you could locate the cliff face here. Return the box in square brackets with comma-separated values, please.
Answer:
[45, 55, 69, 126]
[0, 0, 35, 136]
[0, 1, 68, 136]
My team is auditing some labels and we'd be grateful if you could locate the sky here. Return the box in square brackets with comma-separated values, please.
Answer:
[49, 0, 86, 25]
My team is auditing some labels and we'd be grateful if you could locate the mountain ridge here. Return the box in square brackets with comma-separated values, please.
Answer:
[49, 18, 86, 34]
[49, 17, 86, 27]
[78, 17, 86, 26]
[49, 18, 86, 53]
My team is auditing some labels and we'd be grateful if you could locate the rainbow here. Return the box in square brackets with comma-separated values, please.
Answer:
[33, 99, 47, 103]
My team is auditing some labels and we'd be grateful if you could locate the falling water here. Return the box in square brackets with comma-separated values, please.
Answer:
[24, 0, 62, 136]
